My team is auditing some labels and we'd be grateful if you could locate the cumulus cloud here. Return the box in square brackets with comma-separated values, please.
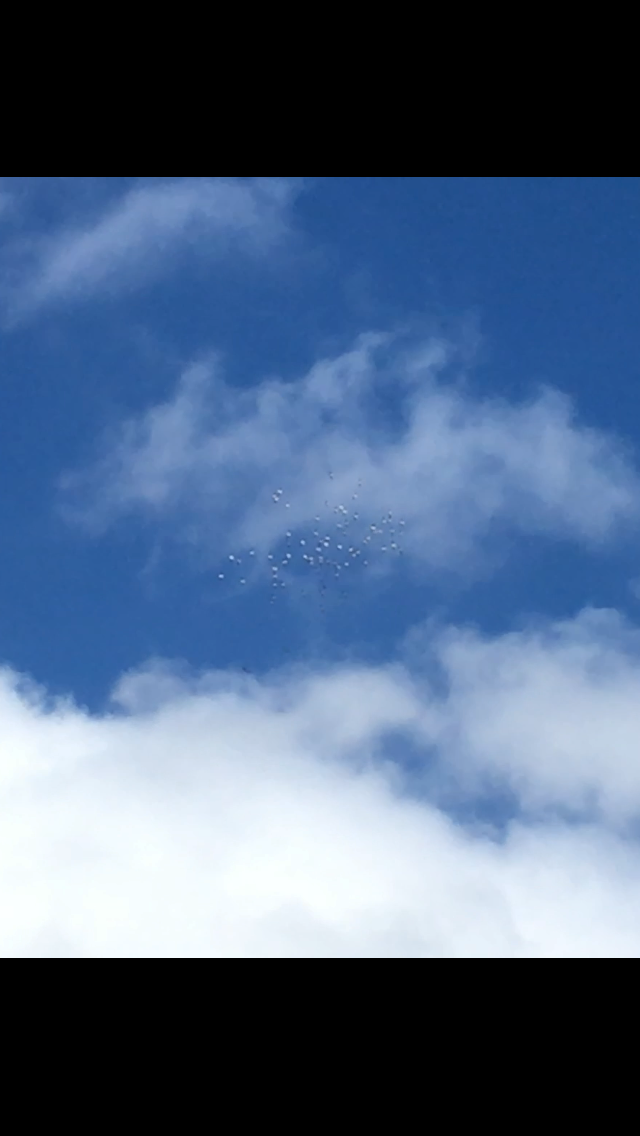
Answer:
[60, 333, 640, 571]
[422, 607, 640, 825]
[1, 177, 299, 318]
[3, 608, 640, 957]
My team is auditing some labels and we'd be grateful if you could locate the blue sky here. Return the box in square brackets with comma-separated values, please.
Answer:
[3, 177, 640, 957]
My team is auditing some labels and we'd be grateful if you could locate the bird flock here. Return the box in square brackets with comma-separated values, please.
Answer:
[215, 478, 406, 603]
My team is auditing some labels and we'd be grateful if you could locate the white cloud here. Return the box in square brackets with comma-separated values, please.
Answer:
[2, 177, 298, 318]
[421, 607, 640, 825]
[60, 334, 640, 569]
[4, 608, 640, 957]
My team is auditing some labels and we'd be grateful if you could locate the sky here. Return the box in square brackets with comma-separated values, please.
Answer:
[2, 177, 640, 957]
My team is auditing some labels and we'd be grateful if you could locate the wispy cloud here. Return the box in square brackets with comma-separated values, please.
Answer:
[60, 333, 640, 572]
[3, 608, 640, 956]
[1, 177, 299, 319]
[0, 183, 12, 219]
